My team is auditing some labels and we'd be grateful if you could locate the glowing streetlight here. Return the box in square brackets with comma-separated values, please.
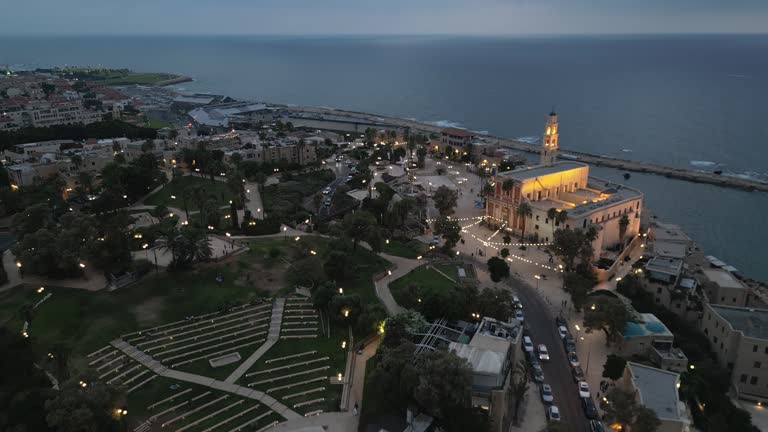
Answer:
[37, 286, 45, 293]
[338, 288, 343, 294]
[341, 341, 347, 349]
[79, 263, 86, 268]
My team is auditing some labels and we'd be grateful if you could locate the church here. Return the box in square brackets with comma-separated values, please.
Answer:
[485, 112, 643, 257]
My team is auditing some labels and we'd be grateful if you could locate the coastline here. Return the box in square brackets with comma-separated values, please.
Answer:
[281, 104, 768, 193]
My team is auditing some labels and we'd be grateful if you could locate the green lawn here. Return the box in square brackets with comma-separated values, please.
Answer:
[381, 239, 427, 259]
[144, 176, 233, 211]
[146, 119, 173, 129]
[389, 265, 455, 309]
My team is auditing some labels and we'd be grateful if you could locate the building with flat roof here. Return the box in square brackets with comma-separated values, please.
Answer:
[619, 313, 675, 357]
[485, 112, 642, 256]
[700, 268, 751, 307]
[619, 362, 691, 432]
[646, 257, 683, 284]
[701, 304, 768, 401]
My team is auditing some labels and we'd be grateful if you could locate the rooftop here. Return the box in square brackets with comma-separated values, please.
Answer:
[626, 362, 682, 421]
[650, 222, 692, 244]
[653, 240, 688, 259]
[468, 317, 520, 354]
[646, 257, 683, 276]
[623, 313, 673, 339]
[496, 161, 587, 181]
[449, 343, 506, 375]
[702, 269, 745, 290]
[442, 127, 475, 137]
[189, 102, 269, 127]
[710, 305, 768, 340]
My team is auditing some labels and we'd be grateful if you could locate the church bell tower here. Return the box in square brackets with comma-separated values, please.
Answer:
[540, 111, 559, 166]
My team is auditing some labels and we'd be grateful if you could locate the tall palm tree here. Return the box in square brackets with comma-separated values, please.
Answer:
[516, 203, 533, 240]
[556, 210, 568, 229]
[49, 343, 71, 382]
[618, 214, 630, 248]
[547, 207, 558, 235]
[502, 180, 515, 194]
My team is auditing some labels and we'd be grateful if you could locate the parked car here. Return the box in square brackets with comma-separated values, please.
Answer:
[546, 406, 561, 422]
[532, 363, 545, 383]
[512, 295, 523, 309]
[515, 309, 525, 322]
[523, 336, 534, 353]
[582, 397, 598, 420]
[578, 381, 591, 398]
[588, 420, 606, 432]
[567, 351, 580, 367]
[538, 344, 550, 361]
[322, 187, 331, 194]
[540, 384, 554, 404]
[555, 316, 567, 328]
[572, 366, 585, 382]
[557, 325, 568, 339]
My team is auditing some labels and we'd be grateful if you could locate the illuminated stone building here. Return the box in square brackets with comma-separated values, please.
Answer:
[484, 112, 643, 256]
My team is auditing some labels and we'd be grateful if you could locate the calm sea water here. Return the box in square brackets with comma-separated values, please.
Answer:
[2, 34, 767, 278]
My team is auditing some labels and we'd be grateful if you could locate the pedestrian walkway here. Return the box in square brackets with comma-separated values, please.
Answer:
[225, 299, 285, 383]
[374, 253, 420, 315]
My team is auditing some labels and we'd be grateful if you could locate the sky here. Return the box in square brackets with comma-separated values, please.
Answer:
[1, 0, 767, 36]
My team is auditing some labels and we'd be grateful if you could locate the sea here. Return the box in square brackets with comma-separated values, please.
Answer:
[2, 34, 768, 279]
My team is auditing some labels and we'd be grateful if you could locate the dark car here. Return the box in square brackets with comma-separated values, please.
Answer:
[564, 340, 576, 353]
[582, 397, 598, 419]
[531, 363, 545, 383]
[588, 420, 606, 432]
[572, 366, 585, 382]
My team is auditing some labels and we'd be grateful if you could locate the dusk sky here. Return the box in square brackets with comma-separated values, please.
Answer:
[2, 0, 768, 35]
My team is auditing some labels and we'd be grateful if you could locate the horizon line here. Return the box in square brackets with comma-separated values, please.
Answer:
[1, 31, 767, 38]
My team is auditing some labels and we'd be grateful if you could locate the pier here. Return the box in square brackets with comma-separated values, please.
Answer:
[287, 105, 768, 193]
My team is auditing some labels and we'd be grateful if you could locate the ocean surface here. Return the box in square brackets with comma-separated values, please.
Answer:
[2, 34, 768, 278]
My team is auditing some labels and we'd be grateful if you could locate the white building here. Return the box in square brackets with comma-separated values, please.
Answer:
[620, 362, 692, 432]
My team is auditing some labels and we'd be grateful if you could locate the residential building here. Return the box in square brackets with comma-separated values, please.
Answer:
[439, 127, 476, 155]
[646, 257, 683, 284]
[700, 304, 768, 402]
[188, 102, 279, 130]
[619, 313, 675, 357]
[485, 112, 642, 255]
[7, 160, 69, 187]
[619, 362, 692, 432]
[700, 268, 750, 307]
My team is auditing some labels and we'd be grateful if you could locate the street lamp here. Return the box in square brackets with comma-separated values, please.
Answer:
[534, 274, 541, 289]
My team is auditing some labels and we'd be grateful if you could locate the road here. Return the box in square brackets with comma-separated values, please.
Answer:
[317, 157, 350, 219]
[512, 277, 588, 431]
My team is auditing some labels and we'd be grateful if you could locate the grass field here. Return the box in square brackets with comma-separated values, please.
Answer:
[146, 119, 173, 129]
[381, 239, 427, 259]
[388, 265, 455, 309]
[144, 176, 233, 211]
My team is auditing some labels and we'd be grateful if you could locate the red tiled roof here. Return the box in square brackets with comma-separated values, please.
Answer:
[442, 127, 474, 137]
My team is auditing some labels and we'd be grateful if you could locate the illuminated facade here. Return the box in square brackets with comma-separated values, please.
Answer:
[485, 113, 643, 256]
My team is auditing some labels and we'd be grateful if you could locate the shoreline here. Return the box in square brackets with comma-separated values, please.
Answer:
[281, 104, 768, 193]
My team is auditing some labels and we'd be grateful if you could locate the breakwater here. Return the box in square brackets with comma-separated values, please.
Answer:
[287, 105, 768, 193]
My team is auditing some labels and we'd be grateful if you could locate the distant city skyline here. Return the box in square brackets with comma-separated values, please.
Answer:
[2, 0, 768, 36]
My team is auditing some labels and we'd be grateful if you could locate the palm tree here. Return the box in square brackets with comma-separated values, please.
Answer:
[508, 360, 530, 423]
[516, 203, 533, 240]
[556, 210, 568, 229]
[150, 204, 168, 223]
[49, 343, 71, 381]
[482, 182, 495, 198]
[618, 214, 630, 248]
[547, 207, 558, 234]
[70, 154, 83, 171]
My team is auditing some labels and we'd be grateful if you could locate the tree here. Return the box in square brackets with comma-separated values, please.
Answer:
[288, 257, 327, 288]
[323, 251, 349, 280]
[416, 146, 427, 168]
[619, 214, 630, 247]
[368, 342, 418, 410]
[556, 209, 568, 228]
[602, 354, 627, 381]
[11, 203, 50, 238]
[140, 139, 155, 153]
[419, 284, 476, 321]
[547, 207, 558, 234]
[633, 407, 662, 432]
[45, 378, 122, 432]
[515, 203, 533, 240]
[0, 328, 51, 432]
[487, 257, 510, 282]
[71, 154, 83, 171]
[601, 387, 638, 429]
[341, 210, 377, 251]
[49, 343, 71, 382]
[434, 217, 461, 250]
[157, 227, 212, 269]
[584, 296, 633, 346]
[508, 361, 529, 423]
[476, 287, 514, 322]
[312, 193, 323, 214]
[500, 248, 510, 258]
[413, 350, 472, 419]
[503, 234, 511, 244]
[501, 179, 515, 193]
[552, 227, 595, 272]
[563, 271, 596, 312]
[229, 152, 243, 172]
[432, 186, 458, 217]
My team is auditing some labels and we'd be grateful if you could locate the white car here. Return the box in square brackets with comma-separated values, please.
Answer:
[523, 336, 534, 353]
[567, 351, 580, 367]
[515, 310, 525, 322]
[538, 344, 550, 361]
[540, 383, 554, 404]
[547, 405, 561, 422]
[322, 187, 331, 194]
[578, 381, 591, 398]
[558, 325, 568, 339]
